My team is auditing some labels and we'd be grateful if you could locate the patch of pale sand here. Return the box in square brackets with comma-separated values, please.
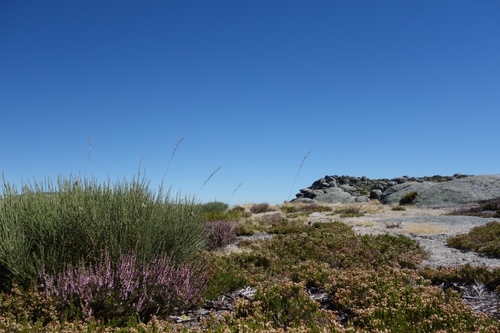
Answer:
[403, 223, 449, 235]
[326, 203, 462, 237]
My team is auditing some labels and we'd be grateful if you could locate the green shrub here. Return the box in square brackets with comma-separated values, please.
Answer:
[447, 221, 500, 258]
[268, 219, 308, 235]
[235, 222, 255, 236]
[399, 191, 418, 205]
[334, 206, 364, 217]
[0, 176, 206, 289]
[328, 268, 498, 332]
[391, 205, 406, 211]
[419, 264, 500, 293]
[0, 285, 59, 327]
[229, 280, 336, 330]
[280, 203, 333, 214]
[201, 207, 251, 222]
[199, 201, 229, 213]
[199, 202, 252, 222]
[204, 255, 248, 300]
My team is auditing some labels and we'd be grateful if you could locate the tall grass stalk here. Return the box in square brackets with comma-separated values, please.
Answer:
[197, 165, 221, 197]
[287, 147, 313, 201]
[85, 133, 92, 175]
[162, 136, 185, 182]
[0, 174, 207, 289]
[227, 181, 243, 204]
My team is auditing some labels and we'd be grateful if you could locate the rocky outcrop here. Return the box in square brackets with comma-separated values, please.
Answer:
[414, 175, 500, 208]
[381, 182, 436, 205]
[292, 174, 500, 207]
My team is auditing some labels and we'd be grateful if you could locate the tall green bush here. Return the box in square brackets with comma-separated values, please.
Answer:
[0, 175, 207, 288]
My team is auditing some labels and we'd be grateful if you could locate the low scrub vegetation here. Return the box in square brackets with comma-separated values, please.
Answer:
[205, 220, 238, 250]
[280, 202, 333, 214]
[447, 221, 500, 258]
[1, 175, 500, 331]
[200, 203, 250, 222]
[448, 198, 500, 218]
[249, 202, 273, 214]
[334, 206, 364, 217]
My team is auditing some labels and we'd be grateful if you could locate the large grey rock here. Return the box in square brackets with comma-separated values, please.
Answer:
[354, 196, 370, 203]
[381, 182, 436, 205]
[314, 188, 356, 204]
[370, 189, 383, 200]
[414, 175, 500, 208]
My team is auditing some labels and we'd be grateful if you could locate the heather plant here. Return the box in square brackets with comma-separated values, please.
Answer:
[268, 219, 308, 235]
[334, 206, 364, 217]
[227, 280, 338, 330]
[204, 255, 248, 300]
[327, 268, 499, 332]
[280, 203, 333, 214]
[235, 221, 256, 236]
[39, 251, 209, 323]
[0, 175, 207, 289]
[448, 198, 500, 218]
[419, 264, 500, 293]
[288, 260, 333, 288]
[0, 284, 58, 327]
[250, 203, 272, 214]
[205, 220, 238, 250]
[211, 221, 427, 289]
[447, 221, 500, 258]
[255, 212, 285, 225]
[263, 223, 427, 271]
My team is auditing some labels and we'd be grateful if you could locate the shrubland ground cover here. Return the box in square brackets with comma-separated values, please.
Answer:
[1, 177, 500, 332]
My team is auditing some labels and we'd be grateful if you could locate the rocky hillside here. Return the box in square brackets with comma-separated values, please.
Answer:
[292, 174, 500, 208]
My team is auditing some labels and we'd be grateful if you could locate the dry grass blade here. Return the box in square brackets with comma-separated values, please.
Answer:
[287, 147, 313, 201]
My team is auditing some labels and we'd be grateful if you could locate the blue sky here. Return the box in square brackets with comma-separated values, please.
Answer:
[1, 1, 499, 205]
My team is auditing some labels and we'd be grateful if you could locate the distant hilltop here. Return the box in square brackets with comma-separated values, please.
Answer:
[292, 174, 500, 208]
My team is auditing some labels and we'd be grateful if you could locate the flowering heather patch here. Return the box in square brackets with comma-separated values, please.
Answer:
[39, 252, 208, 323]
[205, 221, 238, 250]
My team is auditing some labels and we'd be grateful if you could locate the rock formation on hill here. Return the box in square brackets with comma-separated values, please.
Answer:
[292, 174, 500, 208]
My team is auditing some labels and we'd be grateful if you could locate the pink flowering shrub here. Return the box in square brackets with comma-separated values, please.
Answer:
[205, 221, 237, 250]
[39, 252, 208, 323]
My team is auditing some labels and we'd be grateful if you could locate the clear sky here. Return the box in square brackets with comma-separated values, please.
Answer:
[1, 1, 499, 205]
